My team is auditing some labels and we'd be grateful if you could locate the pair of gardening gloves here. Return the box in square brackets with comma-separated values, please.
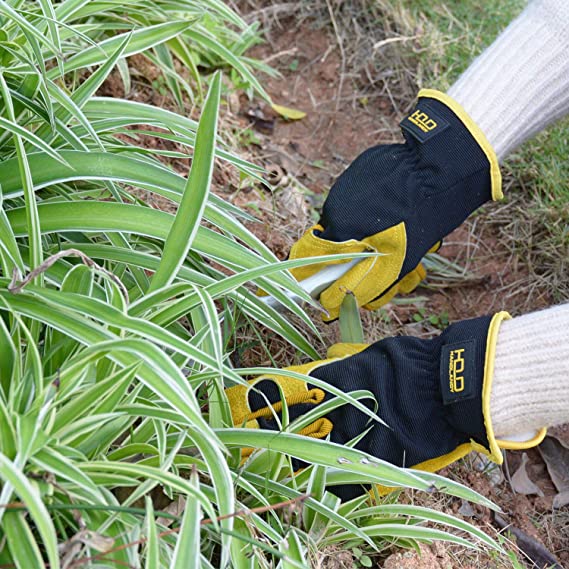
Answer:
[227, 90, 545, 500]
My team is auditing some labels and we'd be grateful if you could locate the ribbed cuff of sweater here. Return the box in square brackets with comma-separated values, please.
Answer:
[490, 303, 569, 438]
[447, 0, 569, 161]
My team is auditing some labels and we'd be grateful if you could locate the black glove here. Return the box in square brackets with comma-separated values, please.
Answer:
[227, 313, 546, 500]
[289, 89, 502, 320]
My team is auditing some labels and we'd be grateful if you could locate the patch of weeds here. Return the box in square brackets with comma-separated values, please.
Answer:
[351, 546, 374, 568]
[151, 75, 169, 97]
[238, 126, 262, 147]
[412, 307, 449, 330]
[289, 58, 299, 71]
[403, 0, 526, 90]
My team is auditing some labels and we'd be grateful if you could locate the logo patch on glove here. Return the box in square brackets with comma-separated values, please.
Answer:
[440, 340, 476, 404]
[401, 107, 449, 142]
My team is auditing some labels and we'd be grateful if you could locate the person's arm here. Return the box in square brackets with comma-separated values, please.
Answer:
[448, 0, 569, 160]
[491, 303, 569, 438]
[445, 0, 569, 438]
[226, 0, 569, 500]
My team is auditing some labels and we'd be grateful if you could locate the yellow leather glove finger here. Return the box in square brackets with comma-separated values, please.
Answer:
[226, 359, 335, 429]
[289, 223, 370, 283]
[226, 357, 345, 461]
[290, 228, 441, 320]
[315, 222, 406, 321]
[326, 343, 369, 358]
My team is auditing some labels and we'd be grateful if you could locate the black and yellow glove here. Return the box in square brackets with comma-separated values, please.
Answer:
[227, 313, 546, 500]
[290, 90, 502, 321]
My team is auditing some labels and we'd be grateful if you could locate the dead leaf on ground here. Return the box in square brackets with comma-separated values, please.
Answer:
[458, 499, 475, 517]
[511, 453, 544, 497]
[553, 490, 569, 509]
[59, 529, 115, 569]
[271, 103, 307, 120]
[538, 435, 569, 507]
[157, 494, 186, 527]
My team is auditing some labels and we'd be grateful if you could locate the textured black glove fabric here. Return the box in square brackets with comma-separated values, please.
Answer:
[317, 97, 492, 280]
[249, 316, 493, 500]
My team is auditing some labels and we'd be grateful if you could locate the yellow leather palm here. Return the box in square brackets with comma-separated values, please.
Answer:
[226, 344, 369, 461]
[226, 344, 368, 429]
[289, 223, 428, 321]
[227, 360, 330, 431]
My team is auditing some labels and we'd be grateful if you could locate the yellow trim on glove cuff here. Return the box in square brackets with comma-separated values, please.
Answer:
[418, 89, 503, 201]
[480, 310, 511, 463]
[497, 429, 548, 450]
[485, 311, 548, 452]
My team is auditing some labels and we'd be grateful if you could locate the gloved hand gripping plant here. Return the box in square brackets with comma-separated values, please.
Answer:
[227, 311, 546, 500]
[289, 90, 502, 320]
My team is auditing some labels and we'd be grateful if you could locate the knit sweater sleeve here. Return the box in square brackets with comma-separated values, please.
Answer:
[445, 0, 569, 436]
[490, 303, 569, 437]
[447, 0, 569, 161]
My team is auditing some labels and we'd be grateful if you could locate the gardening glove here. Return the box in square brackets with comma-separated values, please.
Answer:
[227, 313, 546, 500]
[290, 89, 503, 321]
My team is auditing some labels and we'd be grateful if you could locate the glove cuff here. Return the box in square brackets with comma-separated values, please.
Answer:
[481, 312, 547, 455]
[415, 89, 502, 201]
[440, 311, 546, 467]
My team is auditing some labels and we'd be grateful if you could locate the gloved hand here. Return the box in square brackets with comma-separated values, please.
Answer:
[290, 90, 503, 321]
[227, 313, 546, 500]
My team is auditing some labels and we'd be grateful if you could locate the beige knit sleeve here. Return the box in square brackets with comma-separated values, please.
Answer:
[447, 0, 569, 161]
[490, 303, 569, 438]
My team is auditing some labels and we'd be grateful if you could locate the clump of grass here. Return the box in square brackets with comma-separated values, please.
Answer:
[0, 1, 514, 566]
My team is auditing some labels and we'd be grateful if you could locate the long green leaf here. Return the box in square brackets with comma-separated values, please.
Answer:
[50, 21, 194, 77]
[0, 454, 60, 569]
[171, 470, 201, 569]
[4, 512, 45, 569]
[150, 72, 220, 291]
[219, 429, 431, 491]
[0, 73, 42, 276]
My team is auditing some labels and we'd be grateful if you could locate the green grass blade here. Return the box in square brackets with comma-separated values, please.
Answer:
[51, 21, 194, 77]
[0, 2, 57, 54]
[186, 28, 270, 101]
[0, 117, 67, 165]
[4, 512, 45, 569]
[37, 0, 63, 76]
[144, 497, 160, 569]
[81, 461, 216, 521]
[328, 523, 475, 549]
[219, 429, 431, 491]
[150, 72, 220, 291]
[339, 292, 365, 344]
[348, 504, 500, 551]
[0, 206, 25, 273]
[0, 74, 42, 276]
[171, 470, 201, 569]
[0, 454, 60, 569]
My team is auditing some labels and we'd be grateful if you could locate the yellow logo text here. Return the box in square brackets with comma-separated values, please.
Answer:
[408, 110, 437, 133]
[449, 348, 465, 393]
